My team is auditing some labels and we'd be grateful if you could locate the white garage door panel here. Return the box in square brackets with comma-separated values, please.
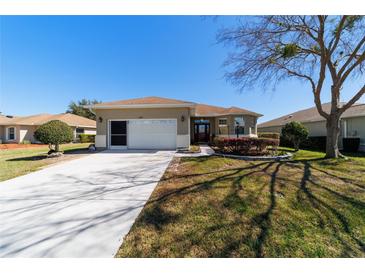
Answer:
[128, 120, 177, 149]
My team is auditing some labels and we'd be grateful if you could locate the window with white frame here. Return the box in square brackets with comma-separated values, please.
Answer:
[234, 117, 245, 135]
[7, 127, 15, 140]
[218, 118, 228, 134]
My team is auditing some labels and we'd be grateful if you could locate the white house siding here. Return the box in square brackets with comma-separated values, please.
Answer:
[345, 116, 365, 151]
[257, 126, 282, 134]
[72, 127, 96, 141]
[259, 121, 327, 136]
[259, 118, 365, 150]
[303, 121, 327, 136]
[84, 129, 96, 135]
[18, 125, 38, 143]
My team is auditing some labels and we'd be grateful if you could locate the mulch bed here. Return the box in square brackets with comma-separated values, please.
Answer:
[0, 144, 48, 150]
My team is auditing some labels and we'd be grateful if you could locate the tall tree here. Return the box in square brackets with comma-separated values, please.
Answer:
[67, 99, 101, 120]
[218, 16, 365, 158]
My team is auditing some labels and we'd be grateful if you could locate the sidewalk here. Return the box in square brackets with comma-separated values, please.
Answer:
[175, 145, 214, 157]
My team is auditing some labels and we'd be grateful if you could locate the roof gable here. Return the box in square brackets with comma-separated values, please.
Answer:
[258, 102, 365, 128]
[194, 104, 262, 117]
[0, 113, 96, 128]
[92, 96, 195, 107]
[89, 96, 262, 117]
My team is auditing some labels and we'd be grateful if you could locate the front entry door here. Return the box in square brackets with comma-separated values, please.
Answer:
[194, 123, 210, 143]
[110, 121, 127, 149]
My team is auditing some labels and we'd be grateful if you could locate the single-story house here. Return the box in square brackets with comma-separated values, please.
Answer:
[258, 102, 365, 151]
[0, 113, 96, 144]
[87, 96, 262, 150]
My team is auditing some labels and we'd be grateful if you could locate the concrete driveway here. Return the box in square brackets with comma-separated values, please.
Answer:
[0, 150, 175, 257]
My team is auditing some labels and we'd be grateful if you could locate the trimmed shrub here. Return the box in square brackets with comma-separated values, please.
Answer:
[79, 134, 96, 143]
[281, 121, 309, 151]
[280, 136, 327, 151]
[34, 120, 73, 152]
[258, 132, 280, 140]
[213, 137, 279, 155]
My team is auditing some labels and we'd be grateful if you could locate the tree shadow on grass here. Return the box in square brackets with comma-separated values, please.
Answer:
[162, 161, 269, 181]
[251, 162, 282, 257]
[144, 160, 280, 257]
[127, 156, 365, 257]
[151, 162, 272, 204]
[138, 204, 181, 231]
[295, 161, 365, 255]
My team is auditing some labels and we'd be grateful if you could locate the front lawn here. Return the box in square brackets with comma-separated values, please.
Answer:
[117, 148, 365, 257]
[0, 143, 92, 182]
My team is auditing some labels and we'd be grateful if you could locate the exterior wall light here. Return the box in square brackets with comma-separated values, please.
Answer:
[181, 115, 185, 122]
[98, 117, 103, 123]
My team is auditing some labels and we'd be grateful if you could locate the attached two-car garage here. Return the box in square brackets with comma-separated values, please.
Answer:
[109, 119, 177, 150]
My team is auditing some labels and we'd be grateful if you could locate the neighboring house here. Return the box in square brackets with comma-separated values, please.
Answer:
[0, 113, 96, 144]
[87, 96, 262, 150]
[258, 102, 365, 151]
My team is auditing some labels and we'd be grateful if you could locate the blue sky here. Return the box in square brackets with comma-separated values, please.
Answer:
[0, 16, 363, 123]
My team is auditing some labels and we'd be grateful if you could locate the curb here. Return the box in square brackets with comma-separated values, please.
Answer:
[214, 152, 293, 161]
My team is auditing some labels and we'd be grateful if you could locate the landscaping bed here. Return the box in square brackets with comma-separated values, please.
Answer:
[212, 136, 280, 156]
[117, 148, 365, 257]
[0, 143, 48, 150]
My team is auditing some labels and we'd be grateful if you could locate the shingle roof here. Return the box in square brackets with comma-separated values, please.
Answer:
[0, 115, 17, 124]
[92, 96, 195, 107]
[194, 104, 262, 117]
[258, 102, 365, 128]
[0, 113, 96, 128]
[89, 96, 262, 117]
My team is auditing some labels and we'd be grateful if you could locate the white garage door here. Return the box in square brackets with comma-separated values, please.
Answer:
[128, 119, 177, 149]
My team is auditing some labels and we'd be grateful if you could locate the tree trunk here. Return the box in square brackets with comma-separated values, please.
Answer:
[55, 143, 60, 152]
[293, 140, 300, 151]
[325, 114, 341, 158]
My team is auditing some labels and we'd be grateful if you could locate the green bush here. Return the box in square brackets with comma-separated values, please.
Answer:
[281, 121, 309, 151]
[280, 136, 327, 151]
[258, 132, 280, 140]
[34, 120, 73, 152]
[79, 134, 95, 143]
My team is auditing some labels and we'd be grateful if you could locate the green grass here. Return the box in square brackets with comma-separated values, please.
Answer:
[117, 148, 365, 257]
[0, 143, 92, 182]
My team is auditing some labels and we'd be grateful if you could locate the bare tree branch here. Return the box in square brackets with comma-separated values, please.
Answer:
[338, 35, 365, 78]
[218, 16, 365, 158]
[340, 85, 365, 114]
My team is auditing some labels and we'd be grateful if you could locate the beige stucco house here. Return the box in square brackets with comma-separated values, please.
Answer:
[87, 96, 262, 150]
[258, 102, 365, 151]
[0, 113, 96, 144]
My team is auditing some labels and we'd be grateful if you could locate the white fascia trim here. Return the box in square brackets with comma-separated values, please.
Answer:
[192, 113, 262, 117]
[341, 114, 365, 119]
[86, 103, 196, 109]
[69, 125, 97, 129]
